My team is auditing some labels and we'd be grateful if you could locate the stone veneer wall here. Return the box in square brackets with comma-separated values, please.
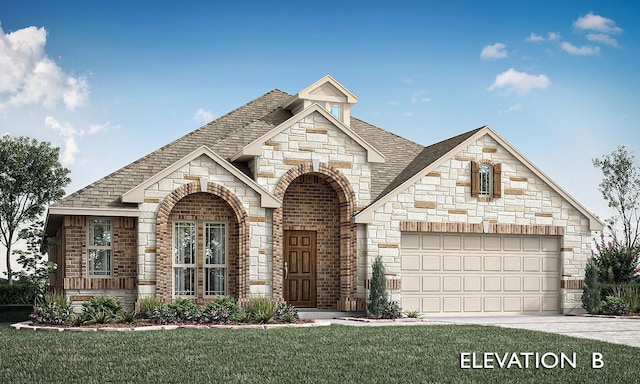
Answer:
[157, 192, 240, 304]
[283, 174, 341, 309]
[61, 216, 138, 310]
[365, 135, 593, 313]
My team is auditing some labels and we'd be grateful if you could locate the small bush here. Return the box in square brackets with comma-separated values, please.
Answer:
[620, 285, 640, 313]
[205, 296, 243, 324]
[115, 309, 138, 324]
[582, 258, 601, 314]
[82, 296, 122, 316]
[368, 255, 388, 317]
[84, 309, 115, 325]
[600, 296, 631, 316]
[244, 296, 277, 324]
[273, 303, 299, 323]
[0, 284, 37, 305]
[137, 296, 164, 317]
[30, 293, 71, 325]
[403, 309, 421, 318]
[380, 301, 402, 319]
[148, 304, 180, 325]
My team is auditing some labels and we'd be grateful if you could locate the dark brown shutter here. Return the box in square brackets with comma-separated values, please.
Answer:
[493, 163, 502, 198]
[471, 161, 479, 197]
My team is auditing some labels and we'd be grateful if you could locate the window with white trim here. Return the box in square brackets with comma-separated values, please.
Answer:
[479, 163, 492, 196]
[330, 104, 341, 119]
[204, 222, 227, 296]
[173, 221, 196, 296]
[88, 218, 113, 276]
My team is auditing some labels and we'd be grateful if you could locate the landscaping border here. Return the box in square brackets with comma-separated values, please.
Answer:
[10, 320, 331, 332]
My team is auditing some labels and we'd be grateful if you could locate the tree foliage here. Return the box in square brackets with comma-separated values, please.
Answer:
[593, 145, 640, 251]
[367, 255, 388, 317]
[15, 221, 57, 300]
[581, 257, 601, 313]
[0, 135, 70, 283]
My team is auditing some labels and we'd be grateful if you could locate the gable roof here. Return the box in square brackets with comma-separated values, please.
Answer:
[122, 145, 280, 208]
[230, 102, 385, 163]
[355, 126, 604, 231]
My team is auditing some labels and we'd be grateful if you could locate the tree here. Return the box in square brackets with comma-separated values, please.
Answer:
[0, 135, 70, 283]
[367, 255, 388, 317]
[582, 257, 601, 313]
[15, 221, 57, 300]
[593, 145, 640, 251]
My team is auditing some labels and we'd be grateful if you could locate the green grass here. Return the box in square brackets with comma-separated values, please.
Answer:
[0, 323, 638, 383]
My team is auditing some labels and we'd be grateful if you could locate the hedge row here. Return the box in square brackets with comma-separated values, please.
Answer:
[0, 284, 37, 305]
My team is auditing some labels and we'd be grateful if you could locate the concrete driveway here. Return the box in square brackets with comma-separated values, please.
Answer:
[322, 314, 640, 348]
[415, 315, 640, 348]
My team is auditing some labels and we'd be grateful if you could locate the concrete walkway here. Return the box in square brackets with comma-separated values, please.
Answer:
[305, 312, 640, 348]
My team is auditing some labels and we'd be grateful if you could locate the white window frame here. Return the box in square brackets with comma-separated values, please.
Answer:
[479, 163, 493, 197]
[204, 222, 227, 297]
[173, 221, 197, 297]
[87, 218, 113, 277]
[330, 104, 342, 119]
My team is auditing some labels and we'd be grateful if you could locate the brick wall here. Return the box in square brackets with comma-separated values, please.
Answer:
[283, 174, 340, 309]
[157, 191, 241, 303]
[61, 216, 137, 291]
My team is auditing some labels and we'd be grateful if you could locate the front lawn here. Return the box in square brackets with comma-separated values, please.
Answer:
[0, 323, 638, 383]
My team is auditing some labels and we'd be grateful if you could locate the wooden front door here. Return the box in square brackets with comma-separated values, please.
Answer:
[283, 230, 316, 307]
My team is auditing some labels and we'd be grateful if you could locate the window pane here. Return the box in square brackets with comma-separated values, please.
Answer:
[89, 249, 111, 276]
[89, 220, 111, 247]
[479, 164, 492, 195]
[205, 267, 226, 296]
[205, 223, 225, 265]
[174, 222, 195, 264]
[174, 267, 196, 296]
[331, 104, 341, 118]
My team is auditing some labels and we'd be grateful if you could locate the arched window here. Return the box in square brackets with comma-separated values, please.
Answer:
[471, 161, 501, 198]
[479, 163, 492, 196]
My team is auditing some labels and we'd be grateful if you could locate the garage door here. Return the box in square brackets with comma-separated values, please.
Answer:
[400, 233, 560, 315]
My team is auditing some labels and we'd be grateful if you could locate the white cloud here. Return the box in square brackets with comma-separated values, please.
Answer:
[499, 104, 523, 114]
[45, 116, 113, 166]
[487, 68, 551, 96]
[0, 25, 89, 111]
[388, 101, 399, 106]
[410, 92, 431, 104]
[45, 115, 77, 137]
[480, 43, 507, 60]
[194, 108, 214, 123]
[525, 33, 544, 42]
[403, 111, 413, 117]
[560, 42, 600, 55]
[400, 77, 413, 84]
[587, 33, 619, 47]
[548, 32, 561, 41]
[574, 13, 622, 34]
[87, 122, 118, 135]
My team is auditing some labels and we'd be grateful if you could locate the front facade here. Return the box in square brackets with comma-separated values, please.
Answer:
[45, 76, 602, 315]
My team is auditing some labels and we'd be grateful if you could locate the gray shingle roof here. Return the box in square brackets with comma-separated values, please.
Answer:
[51, 88, 477, 212]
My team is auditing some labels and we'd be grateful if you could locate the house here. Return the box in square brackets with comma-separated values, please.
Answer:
[44, 75, 602, 315]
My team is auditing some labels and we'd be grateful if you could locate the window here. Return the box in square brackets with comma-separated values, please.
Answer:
[204, 222, 227, 296]
[479, 163, 492, 196]
[471, 161, 501, 198]
[88, 219, 112, 276]
[174, 221, 196, 296]
[330, 104, 341, 119]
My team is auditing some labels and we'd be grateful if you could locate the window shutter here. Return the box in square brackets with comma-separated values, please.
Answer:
[493, 163, 502, 198]
[471, 161, 479, 197]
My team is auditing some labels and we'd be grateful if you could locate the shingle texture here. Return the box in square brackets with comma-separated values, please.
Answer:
[51, 88, 479, 211]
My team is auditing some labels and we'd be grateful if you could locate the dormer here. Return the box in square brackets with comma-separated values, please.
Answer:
[283, 75, 357, 127]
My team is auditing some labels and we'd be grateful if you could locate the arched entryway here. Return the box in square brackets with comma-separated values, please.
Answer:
[272, 163, 360, 310]
[155, 182, 250, 304]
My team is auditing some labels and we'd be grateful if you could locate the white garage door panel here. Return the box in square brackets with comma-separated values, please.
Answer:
[400, 233, 560, 315]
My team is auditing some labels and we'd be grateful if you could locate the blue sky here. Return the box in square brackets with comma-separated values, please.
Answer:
[1, 1, 639, 273]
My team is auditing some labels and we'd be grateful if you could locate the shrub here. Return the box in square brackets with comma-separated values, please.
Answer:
[367, 255, 388, 317]
[403, 309, 421, 318]
[620, 285, 640, 313]
[205, 296, 243, 324]
[84, 309, 115, 325]
[273, 303, 299, 323]
[600, 296, 631, 316]
[137, 296, 164, 317]
[380, 301, 402, 319]
[244, 296, 277, 324]
[148, 304, 180, 325]
[592, 232, 638, 294]
[115, 309, 138, 324]
[82, 296, 122, 317]
[30, 294, 71, 325]
[0, 284, 37, 305]
[167, 297, 198, 318]
[582, 257, 601, 314]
